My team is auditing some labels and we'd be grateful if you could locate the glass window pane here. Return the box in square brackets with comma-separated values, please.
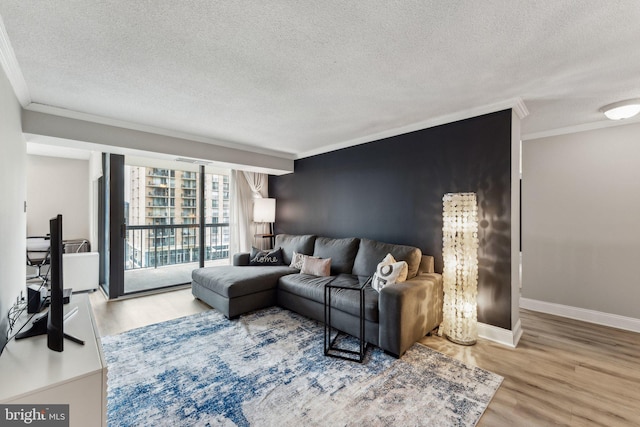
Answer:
[124, 163, 230, 294]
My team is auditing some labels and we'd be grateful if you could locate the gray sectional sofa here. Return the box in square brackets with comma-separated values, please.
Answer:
[191, 234, 443, 357]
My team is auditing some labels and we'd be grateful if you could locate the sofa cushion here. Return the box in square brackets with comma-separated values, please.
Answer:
[352, 238, 422, 279]
[300, 257, 331, 276]
[312, 237, 360, 275]
[192, 265, 297, 298]
[275, 234, 317, 265]
[249, 247, 284, 266]
[278, 273, 379, 322]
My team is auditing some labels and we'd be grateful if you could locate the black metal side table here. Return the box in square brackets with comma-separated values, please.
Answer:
[324, 277, 370, 363]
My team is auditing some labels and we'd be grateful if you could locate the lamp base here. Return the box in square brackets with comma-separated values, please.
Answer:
[445, 334, 476, 346]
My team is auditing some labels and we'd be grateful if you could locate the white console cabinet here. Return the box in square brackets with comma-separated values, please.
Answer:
[0, 294, 107, 427]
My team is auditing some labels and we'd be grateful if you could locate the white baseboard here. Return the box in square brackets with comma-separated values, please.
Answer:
[520, 297, 640, 333]
[478, 320, 522, 348]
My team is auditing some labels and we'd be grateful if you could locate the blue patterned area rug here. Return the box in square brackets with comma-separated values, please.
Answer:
[102, 307, 502, 426]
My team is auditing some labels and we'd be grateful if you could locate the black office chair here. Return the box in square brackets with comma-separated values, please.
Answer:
[26, 236, 51, 284]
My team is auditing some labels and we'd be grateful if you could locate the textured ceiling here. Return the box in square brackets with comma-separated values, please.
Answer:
[1, 1, 639, 157]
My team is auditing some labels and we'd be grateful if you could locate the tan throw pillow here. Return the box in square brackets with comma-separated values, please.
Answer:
[371, 253, 408, 292]
[300, 257, 331, 277]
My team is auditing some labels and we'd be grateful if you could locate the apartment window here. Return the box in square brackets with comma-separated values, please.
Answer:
[123, 163, 231, 295]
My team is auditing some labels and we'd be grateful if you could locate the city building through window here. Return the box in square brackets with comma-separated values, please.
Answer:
[123, 162, 230, 293]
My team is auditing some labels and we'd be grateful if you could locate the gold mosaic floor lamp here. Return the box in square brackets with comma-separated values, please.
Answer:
[441, 192, 479, 345]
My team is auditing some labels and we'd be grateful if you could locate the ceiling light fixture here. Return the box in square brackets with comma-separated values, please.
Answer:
[600, 99, 640, 120]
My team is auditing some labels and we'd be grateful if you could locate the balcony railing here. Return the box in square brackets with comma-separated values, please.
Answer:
[125, 223, 230, 270]
[148, 169, 169, 177]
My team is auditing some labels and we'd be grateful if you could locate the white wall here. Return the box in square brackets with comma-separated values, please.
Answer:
[509, 110, 522, 344]
[26, 155, 90, 240]
[0, 65, 26, 344]
[88, 151, 102, 251]
[522, 122, 640, 323]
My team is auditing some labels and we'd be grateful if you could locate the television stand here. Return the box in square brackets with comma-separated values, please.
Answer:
[14, 312, 47, 340]
[0, 294, 106, 426]
[15, 306, 85, 346]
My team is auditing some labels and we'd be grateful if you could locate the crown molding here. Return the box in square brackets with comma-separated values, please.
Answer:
[25, 103, 297, 161]
[512, 97, 529, 119]
[0, 14, 30, 106]
[296, 97, 528, 159]
[522, 116, 640, 141]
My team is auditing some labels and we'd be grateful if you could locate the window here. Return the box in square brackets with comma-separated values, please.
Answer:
[123, 163, 231, 294]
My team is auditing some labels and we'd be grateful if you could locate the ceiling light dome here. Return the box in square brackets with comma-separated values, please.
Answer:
[600, 99, 640, 120]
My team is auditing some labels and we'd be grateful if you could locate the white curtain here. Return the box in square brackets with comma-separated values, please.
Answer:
[242, 171, 267, 197]
[229, 171, 269, 256]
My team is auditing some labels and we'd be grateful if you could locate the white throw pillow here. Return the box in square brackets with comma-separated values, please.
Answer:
[371, 253, 408, 292]
[289, 251, 317, 270]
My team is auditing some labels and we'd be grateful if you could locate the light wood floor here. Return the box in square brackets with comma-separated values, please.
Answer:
[89, 289, 640, 426]
[89, 287, 210, 336]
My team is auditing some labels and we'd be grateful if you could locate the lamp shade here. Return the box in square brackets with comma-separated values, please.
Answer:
[253, 198, 276, 223]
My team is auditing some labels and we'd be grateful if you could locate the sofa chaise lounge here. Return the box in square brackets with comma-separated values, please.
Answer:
[191, 234, 443, 357]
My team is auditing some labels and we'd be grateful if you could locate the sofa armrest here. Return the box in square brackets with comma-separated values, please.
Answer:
[418, 255, 435, 274]
[378, 272, 443, 357]
[233, 252, 250, 266]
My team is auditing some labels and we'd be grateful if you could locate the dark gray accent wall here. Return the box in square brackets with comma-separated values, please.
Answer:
[269, 110, 513, 329]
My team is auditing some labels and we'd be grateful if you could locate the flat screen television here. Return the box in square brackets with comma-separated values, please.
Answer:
[47, 214, 64, 351]
[15, 214, 83, 351]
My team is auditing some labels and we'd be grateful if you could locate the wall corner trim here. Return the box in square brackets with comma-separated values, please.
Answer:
[0, 15, 30, 106]
[478, 321, 522, 348]
[512, 98, 529, 120]
[520, 297, 640, 333]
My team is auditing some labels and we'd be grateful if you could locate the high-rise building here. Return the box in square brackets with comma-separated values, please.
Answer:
[125, 166, 229, 269]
